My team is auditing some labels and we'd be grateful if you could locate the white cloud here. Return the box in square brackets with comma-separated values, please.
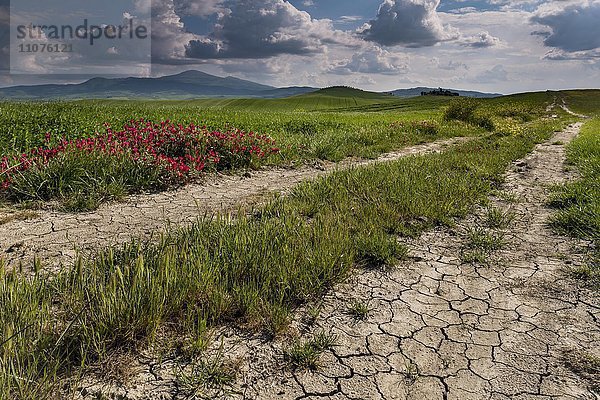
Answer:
[152, 0, 203, 61]
[330, 46, 410, 75]
[431, 58, 469, 70]
[2, 0, 600, 93]
[337, 15, 363, 23]
[543, 48, 600, 61]
[219, 57, 292, 76]
[134, 0, 152, 14]
[173, 0, 226, 17]
[460, 31, 502, 48]
[473, 64, 508, 83]
[447, 7, 478, 14]
[359, 0, 459, 48]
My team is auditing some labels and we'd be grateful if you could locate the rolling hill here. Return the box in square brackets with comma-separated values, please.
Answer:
[122, 86, 453, 113]
[0, 71, 318, 100]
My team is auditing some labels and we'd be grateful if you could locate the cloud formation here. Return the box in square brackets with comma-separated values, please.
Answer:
[543, 48, 600, 61]
[173, 0, 226, 17]
[359, 0, 458, 48]
[330, 46, 409, 75]
[152, 0, 203, 62]
[461, 31, 502, 48]
[185, 0, 354, 59]
[531, 0, 600, 53]
[431, 58, 469, 71]
[473, 64, 508, 83]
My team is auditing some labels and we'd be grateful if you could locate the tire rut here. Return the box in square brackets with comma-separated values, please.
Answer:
[0, 137, 466, 271]
[78, 122, 599, 399]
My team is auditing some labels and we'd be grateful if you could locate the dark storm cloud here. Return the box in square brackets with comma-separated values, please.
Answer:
[183, 0, 355, 59]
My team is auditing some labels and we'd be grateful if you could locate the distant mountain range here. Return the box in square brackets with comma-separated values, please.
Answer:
[0, 71, 317, 100]
[0, 71, 502, 100]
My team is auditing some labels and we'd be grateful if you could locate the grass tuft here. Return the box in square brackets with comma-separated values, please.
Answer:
[177, 351, 239, 396]
[355, 231, 407, 269]
[284, 330, 337, 371]
[562, 350, 600, 391]
[466, 227, 506, 252]
[346, 301, 372, 321]
[485, 206, 515, 229]
[461, 249, 489, 264]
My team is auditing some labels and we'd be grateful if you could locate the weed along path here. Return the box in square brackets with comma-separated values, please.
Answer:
[0, 137, 466, 270]
[77, 122, 599, 399]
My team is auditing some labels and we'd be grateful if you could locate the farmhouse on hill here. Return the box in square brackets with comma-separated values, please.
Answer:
[421, 88, 460, 97]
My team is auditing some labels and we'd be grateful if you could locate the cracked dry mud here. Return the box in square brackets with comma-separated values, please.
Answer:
[77, 123, 599, 400]
[0, 137, 466, 271]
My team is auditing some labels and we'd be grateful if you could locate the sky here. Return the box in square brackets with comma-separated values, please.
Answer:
[0, 0, 599, 93]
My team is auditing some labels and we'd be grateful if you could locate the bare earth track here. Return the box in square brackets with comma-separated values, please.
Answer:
[0, 137, 466, 270]
[78, 122, 599, 399]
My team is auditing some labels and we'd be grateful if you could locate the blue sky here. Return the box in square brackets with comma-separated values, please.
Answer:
[1, 0, 599, 93]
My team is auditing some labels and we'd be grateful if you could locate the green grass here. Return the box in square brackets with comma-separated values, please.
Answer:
[461, 221, 507, 265]
[443, 98, 495, 131]
[484, 206, 515, 229]
[0, 110, 569, 398]
[2, 90, 594, 398]
[466, 227, 506, 252]
[304, 302, 323, 326]
[402, 360, 419, 384]
[1, 89, 573, 213]
[0, 96, 458, 156]
[347, 301, 372, 321]
[284, 330, 337, 371]
[354, 231, 407, 269]
[3, 150, 164, 212]
[176, 351, 238, 397]
[562, 350, 600, 392]
[550, 117, 600, 284]
[562, 90, 600, 117]
[461, 249, 490, 264]
[0, 95, 483, 211]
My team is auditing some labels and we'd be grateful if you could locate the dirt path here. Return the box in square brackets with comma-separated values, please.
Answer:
[559, 99, 589, 119]
[0, 137, 466, 270]
[79, 123, 599, 399]
[547, 97, 589, 120]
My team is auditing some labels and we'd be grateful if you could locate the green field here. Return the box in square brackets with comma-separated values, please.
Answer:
[0, 89, 457, 153]
[560, 90, 600, 117]
[550, 95, 600, 284]
[551, 119, 600, 237]
[1, 88, 597, 399]
[0, 90, 492, 211]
